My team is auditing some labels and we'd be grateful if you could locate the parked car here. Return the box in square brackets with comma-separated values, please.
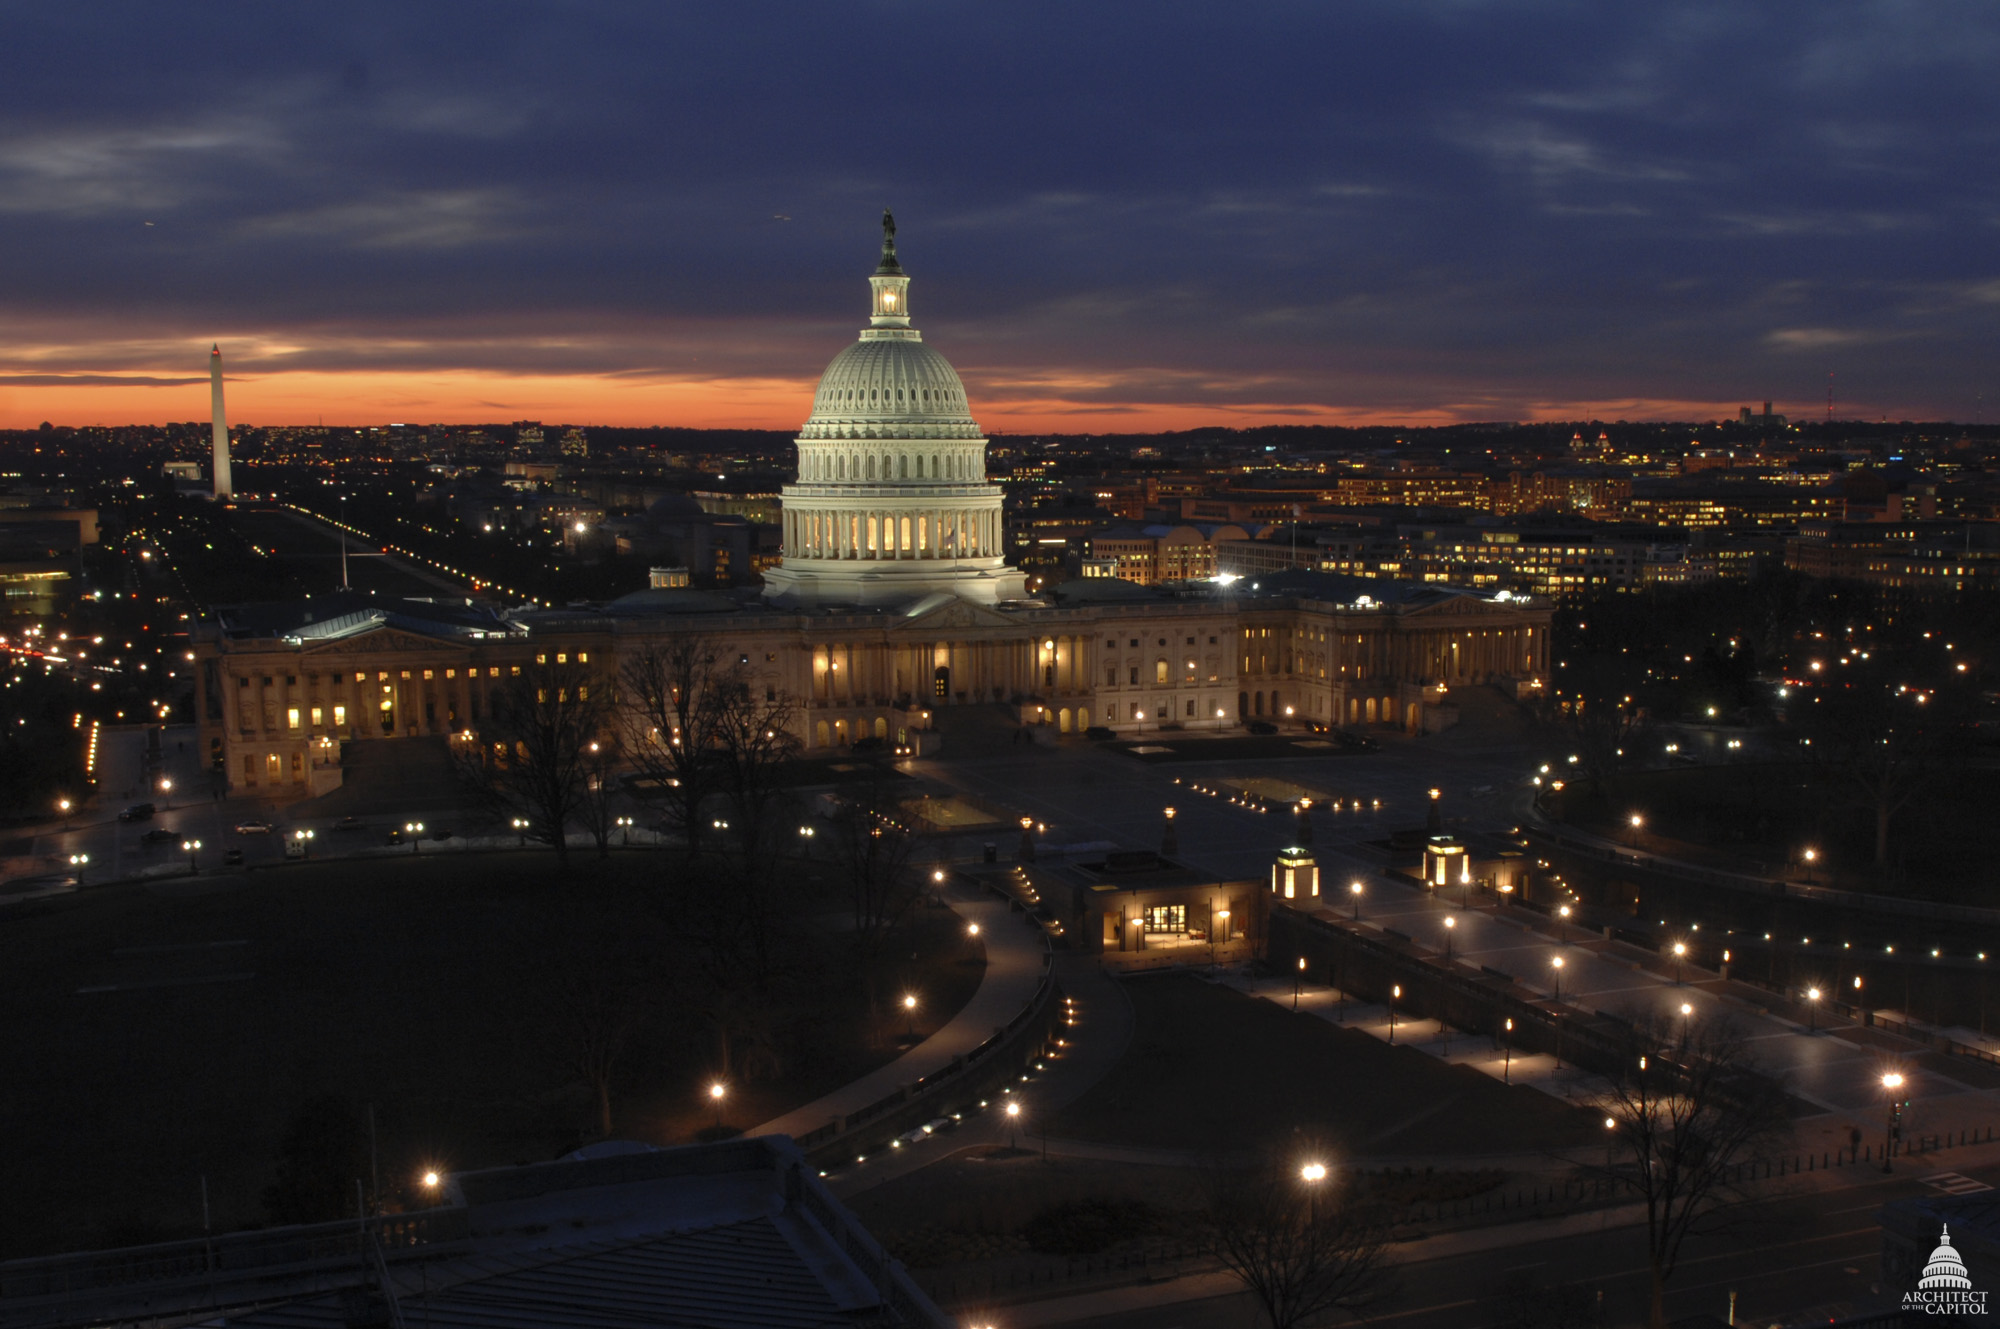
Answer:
[232, 819, 273, 835]
[848, 736, 887, 754]
[222, 848, 244, 866]
[1083, 726, 1116, 741]
[1335, 732, 1381, 753]
[331, 815, 367, 833]
[1246, 720, 1278, 735]
[140, 827, 179, 844]
[117, 803, 156, 823]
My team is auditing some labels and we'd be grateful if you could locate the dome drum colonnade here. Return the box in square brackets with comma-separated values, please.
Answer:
[762, 211, 1026, 607]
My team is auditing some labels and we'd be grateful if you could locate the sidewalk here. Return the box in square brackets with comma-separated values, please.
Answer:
[752, 879, 1052, 1142]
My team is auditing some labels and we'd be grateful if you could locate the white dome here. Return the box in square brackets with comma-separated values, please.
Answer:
[803, 339, 982, 440]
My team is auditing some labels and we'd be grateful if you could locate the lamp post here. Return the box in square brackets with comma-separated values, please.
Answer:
[1300, 1161, 1327, 1223]
[1551, 955, 1565, 1004]
[1803, 847, 1817, 885]
[903, 993, 918, 1038]
[1443, 915, 1456, 959]
[160, 777, 174, 811]
[181, 838, 201, 875]
[616, 815, 633, 846]
[1557, 903, 1571, 944]
[1162, 805, 1178, 858]
[1672, 941, 1687, 985]
[1502, 1017, 1513, 1083]
[68, 852, 88, 886]
[57, 797, 71, 830]
[406, 821, 424, 854]
[1678, 1001, 1693, 1048]
[293, 828, 314, 859]
[1294, 955, 1305, 1010]
[1388, 984, 1400, 1044]
[1350, 880, 1363, 921]
[1881, 1072, 1905, 1172]
[512, 816, 528, 846]
[1806, 986, 1821, 1032]
[1627, 812, 1642, 846]
[1018, 816, 1036, 863]
[708, 1081, 727, 1129]
[1005, 1099, 1021, 1149]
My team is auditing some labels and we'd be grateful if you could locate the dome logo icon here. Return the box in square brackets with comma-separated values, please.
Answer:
[1905, 1224, 1989, 1315]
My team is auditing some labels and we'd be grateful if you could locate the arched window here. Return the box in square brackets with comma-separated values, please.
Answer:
[867, 455, 876, 478]
[898, 454, 907, 478]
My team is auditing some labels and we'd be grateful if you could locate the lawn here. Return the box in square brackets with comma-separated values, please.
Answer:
[0, 849, 981, 1258]
[1049, 974, 1598, 1158]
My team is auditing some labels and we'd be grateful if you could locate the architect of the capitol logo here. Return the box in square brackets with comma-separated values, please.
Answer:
[761, 210, 1029, 608]
[1907, 1225, 1990, 1315]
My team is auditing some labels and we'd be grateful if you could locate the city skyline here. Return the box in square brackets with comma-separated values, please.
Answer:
[2, 4, 1996, 431]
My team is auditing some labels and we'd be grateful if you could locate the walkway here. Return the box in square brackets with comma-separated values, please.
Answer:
[752, 876, 1052, 1143]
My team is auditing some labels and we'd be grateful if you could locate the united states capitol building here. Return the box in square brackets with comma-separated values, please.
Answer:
[191, 220, 1550, 798]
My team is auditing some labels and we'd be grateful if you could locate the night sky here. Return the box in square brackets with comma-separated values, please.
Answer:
[1, 2, 1995, 431]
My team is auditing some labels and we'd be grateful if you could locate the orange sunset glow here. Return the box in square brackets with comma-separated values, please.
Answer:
[0, 369, 1763, 433]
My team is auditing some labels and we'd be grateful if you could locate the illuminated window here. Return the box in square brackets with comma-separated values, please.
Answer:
[423, 670, 434, 681]
[287, 708, 300, 729]
[333, 705, 346, 726]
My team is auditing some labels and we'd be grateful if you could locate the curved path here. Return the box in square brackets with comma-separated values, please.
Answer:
[751, 876, 1052, 1143]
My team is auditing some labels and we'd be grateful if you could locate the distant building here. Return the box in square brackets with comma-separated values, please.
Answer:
[559, 426, 588, 457]
[1086, 523, 1252, 585]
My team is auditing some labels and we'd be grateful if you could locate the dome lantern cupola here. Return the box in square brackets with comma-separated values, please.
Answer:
[867, 210, 913, 332]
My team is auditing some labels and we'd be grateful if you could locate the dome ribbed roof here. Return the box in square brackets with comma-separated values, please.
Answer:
[802, 338, 982, 440]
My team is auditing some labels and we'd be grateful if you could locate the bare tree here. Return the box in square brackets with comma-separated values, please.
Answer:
[618, 638, 724, 857]
[1584, 1012, 1790, 1329]
[574, 732, 623, 859]
[1800, 662, 1972, 868]
[1205, 1159, 1394, 1329]
[828, 779, 925, 1032]
[548, 913, 660, 1138]
[461, 657, 610, 869]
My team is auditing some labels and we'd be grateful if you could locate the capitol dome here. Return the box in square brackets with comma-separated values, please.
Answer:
[1921, 1225, 1973, 1289]
[763, 213, 1027, 608]
[803, 339, 982, 441]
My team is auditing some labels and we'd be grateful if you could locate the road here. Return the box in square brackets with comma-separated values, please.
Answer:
[1006, 1148, 2000, 1327]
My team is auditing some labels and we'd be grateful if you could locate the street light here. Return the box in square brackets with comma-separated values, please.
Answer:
[1551, 955, 1565, 1003]
[1806, 986, 1821, 1032]
[1005, 1099, 1021, 1149]
[1388, 984, 1400, 1044]
[421, 1169, 441, 1190]
[1294, 955, 1306, 1009]
[967, 922, 981, 937]
[1350, 880, 1364, 921]
[1443, 915, 1456, 959]
[903, 993, 918, 1038]
[1501, 1017, 1513, 1083]
[57, 796, 71, 829]
[1881, 1072, 1906, 1172]
[181, 838, 201, 874]
[1672, 941, 1687, 984]
[1557, 903, 1571, 944]
[1803, 847, 1817, 885]
[1679, 1001, 1693, 1046]
[68, 852, 88, 886]
[405, 821, 424, 854]
[1300, 1161, 1327, 1222]
[512, 816, 528, 846]
[616, 815, 633, 845]
[293, 828, 314, 859]
[709, 1081, 727, 1130]
[159, 777, 174, 810]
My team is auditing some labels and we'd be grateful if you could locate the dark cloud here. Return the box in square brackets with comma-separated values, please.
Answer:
[0, 1, 1995, 420]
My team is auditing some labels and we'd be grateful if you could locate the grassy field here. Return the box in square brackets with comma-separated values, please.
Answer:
[0, 850, 981, 1258]
[1050, 974, 1599, 1158]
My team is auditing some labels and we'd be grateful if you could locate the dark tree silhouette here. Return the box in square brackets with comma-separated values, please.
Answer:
[1584, 1012, 1790, 1329]
[1204, 1157, 1394, 1329]
[460, 657, 610, 868]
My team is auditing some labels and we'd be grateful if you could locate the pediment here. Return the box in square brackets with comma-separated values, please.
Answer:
[893, 596, 1023, 633]
[295, 626, 469, 655]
